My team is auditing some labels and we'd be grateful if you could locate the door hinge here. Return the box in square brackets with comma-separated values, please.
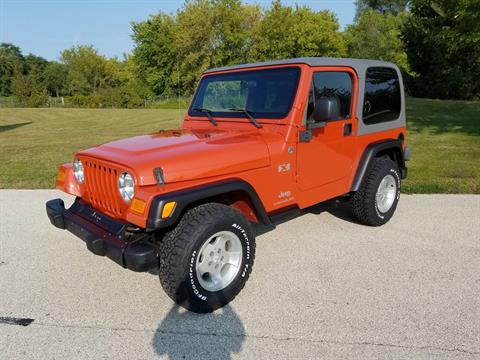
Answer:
[299, 129, 312, 143]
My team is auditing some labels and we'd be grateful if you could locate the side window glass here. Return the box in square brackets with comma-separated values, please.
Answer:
[363, 67, 401, 124]
[307, 72, 353, 123]
[306, 81, 314, 121]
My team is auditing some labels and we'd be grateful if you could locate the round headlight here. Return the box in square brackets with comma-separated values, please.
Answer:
[118, 171, 135, 202]
[73, 159, 84, 184]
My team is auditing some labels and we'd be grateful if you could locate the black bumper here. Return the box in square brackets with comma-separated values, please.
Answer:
[46, 199, 158, 272]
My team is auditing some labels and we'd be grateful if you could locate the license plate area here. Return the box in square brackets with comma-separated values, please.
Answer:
[70, 199, 127, 235]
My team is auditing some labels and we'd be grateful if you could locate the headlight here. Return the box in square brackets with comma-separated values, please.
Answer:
[118, 171, 135, 202]
[73, 159, 84, 184]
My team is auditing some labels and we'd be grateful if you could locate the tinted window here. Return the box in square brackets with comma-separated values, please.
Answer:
[363, 67, 401, 124]
[189, 67, 300, 119]
[307, 72, 353, 122]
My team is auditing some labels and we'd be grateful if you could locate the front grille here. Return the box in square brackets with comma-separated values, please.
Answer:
[80, 157, 125, 217]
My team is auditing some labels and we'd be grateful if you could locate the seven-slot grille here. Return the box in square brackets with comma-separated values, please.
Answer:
[80, 157, 126, 217]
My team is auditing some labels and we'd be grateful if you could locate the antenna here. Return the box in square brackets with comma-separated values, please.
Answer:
[177, 59, 181, 123]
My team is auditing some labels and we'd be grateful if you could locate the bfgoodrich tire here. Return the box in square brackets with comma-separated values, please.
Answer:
[158, 203, 255, 313]
[352, 158, 401, 226]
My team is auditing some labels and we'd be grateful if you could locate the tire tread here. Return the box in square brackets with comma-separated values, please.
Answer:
[158, 203, 255, 312]
[352, 158, 399, 226]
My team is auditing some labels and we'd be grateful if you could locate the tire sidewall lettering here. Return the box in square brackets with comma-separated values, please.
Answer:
[188, 221, 251, 300]
[390, 168, 401, 200]
[374, 167, 401, 219]
[189, 250, 208, 301]
[232, 223, 250, 278]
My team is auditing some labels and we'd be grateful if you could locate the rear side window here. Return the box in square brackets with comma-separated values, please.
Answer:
[363, 67, 401, 125]
[306, 71, 353, 122]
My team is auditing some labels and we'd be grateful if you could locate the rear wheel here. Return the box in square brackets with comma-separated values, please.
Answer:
[158, 203, 255, 313]
[352, 158, 401, 226]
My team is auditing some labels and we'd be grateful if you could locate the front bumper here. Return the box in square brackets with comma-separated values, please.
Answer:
[46, 199, 158, 272]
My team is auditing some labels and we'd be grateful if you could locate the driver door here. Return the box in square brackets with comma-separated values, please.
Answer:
[296, 67, 358, 191]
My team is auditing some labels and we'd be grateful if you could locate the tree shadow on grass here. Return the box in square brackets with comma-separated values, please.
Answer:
[406, 99, 480, 136]
[0, 122, 32, 133]
[152, 304, 245, 360]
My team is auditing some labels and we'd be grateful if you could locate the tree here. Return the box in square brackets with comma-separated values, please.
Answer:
[60, 45, 120, 95]
[44, 62, 68, 97]
[345, 9, 410, 74]
[249, 1, 346, 62]
[0, 43, 25, 96]
[355, 0, 409, 17]
[402, 0, 480, 99]
[175, 0, 261, 94]
[290, 6, 346, 58]
[131, 13, 178, 96]
[132, 0, 261, 96]
[248, 1, 296, 61]
[24, 54, 48, 72]
[115, 54, 150, 107]
[24, 54, 49, 89]
[209, 0, 261, 66]
[12, 63, 49, 107]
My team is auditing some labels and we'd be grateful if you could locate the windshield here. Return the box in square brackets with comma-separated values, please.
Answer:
[189, 67, 301, 120]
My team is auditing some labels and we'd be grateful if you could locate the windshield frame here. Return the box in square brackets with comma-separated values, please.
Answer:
[188, 66, 302, 122]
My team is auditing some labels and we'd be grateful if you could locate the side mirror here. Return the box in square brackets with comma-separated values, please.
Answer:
[301, 97, 341, 142]
[313, 97, 340, 122]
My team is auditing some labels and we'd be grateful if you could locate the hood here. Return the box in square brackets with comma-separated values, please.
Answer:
[78, 128, 271, 185]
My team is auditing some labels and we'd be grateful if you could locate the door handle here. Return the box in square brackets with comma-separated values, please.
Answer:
[344, 123, 352, 136]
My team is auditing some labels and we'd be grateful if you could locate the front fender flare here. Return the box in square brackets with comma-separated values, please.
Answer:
[146, 179, 271, 231]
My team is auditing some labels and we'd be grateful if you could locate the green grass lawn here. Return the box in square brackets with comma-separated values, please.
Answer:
[0, 98, 479, 192]
[0, 108, 183, 188]
[403, 98, 479, 193]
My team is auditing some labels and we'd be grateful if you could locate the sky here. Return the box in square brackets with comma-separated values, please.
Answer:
[1, 0, 356, 61]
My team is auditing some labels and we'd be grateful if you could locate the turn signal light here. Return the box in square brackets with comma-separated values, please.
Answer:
[162, 201, 176, 219]
[130, 198, 146, 214]
[56, 169, 66, 182]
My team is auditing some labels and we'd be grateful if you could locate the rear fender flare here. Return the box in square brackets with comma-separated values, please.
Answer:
[350, 139, 406, 192]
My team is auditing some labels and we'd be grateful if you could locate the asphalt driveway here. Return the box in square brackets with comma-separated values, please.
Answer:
[0, 190, 479, 359]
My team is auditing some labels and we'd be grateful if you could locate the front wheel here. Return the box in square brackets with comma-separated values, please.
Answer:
[158, 203, 255, 313]
[352, 158, 401, 226]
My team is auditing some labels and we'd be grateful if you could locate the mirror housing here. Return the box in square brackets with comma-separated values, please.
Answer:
[301, 97, 341, 142]
[313, 97, 340, 122]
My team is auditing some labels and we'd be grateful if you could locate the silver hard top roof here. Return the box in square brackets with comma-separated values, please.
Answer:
[204, 57, 398, 74]
[203, 57, 405, 136]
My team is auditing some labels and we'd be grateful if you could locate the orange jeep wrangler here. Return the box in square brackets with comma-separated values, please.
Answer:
[47, 58, 410, 313]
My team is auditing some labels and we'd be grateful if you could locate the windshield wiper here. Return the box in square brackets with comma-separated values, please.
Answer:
[228, 108, 262, 129]
[193, 107, 218, 126]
